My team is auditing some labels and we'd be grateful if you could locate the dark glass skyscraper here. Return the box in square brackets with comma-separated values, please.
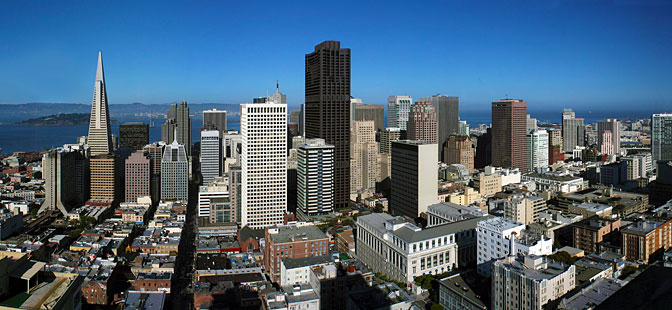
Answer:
[491, 99, 527, 171]
[305, 41, 351, 209]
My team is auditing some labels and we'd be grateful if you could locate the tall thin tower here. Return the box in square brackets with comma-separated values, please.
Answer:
[88, 51, 113, 156]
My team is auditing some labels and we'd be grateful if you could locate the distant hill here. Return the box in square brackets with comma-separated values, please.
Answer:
[0, 102, 243, 124]
[16, 113, 91, 126]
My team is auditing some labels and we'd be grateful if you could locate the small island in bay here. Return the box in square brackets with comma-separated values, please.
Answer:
[16, 113, 92, 126]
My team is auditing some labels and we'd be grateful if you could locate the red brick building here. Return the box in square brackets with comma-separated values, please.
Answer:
[622, 217, 672, 262]
[264, 224, 329, 283]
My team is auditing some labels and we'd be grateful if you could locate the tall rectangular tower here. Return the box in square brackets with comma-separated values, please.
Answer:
[527, 129, 549, 171]
[652, 113, 672, 162]
[387, 96, 412, 130]
[390, 140, 438, 218]
[562, 109, 585, 152]
[87, 51, 113, 156]
[125, 151, 150, 202]
[305, 41, 351, 209]
[297, 139, 334, 216]
[241, 102, 287, 229]
[420, 95, 459, 160]
[160, 139, 188, 201]
[491, 99, 528, 171]
[161, 101, 191, 156]
[203, 109, 227, 137]
[597, 119, 621, 155]
[200, 130, 221, 185]
[351, 121, 378, 196]
[407, 101, 438, 144]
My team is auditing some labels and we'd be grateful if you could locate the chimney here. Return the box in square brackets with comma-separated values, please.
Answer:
[509, 231, 517, 256]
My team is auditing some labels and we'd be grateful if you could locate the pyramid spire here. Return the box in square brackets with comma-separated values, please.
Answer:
[96, 51, 105, 82]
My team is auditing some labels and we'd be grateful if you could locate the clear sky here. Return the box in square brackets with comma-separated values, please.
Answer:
[1, 0, 671, 112]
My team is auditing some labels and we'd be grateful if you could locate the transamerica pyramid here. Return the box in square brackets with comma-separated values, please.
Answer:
[87, 51, 113, 155]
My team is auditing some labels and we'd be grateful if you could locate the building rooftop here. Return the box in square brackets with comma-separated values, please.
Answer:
[477, 216, 524, 231]
[346, 282, 414, 309]
[622, 218, 667, 236]
[496, 254, 572, 281]
[559, 278, 625, 310]
[572, 202, 613, 214]
[269, 224, 327, 244]
[524, 172, 582, 182]
[439, 273, 487, 309]
[282, 255, 333, 269]
[595, 266, 672, 310]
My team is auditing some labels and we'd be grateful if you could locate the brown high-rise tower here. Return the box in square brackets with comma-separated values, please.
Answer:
[305, 41, 351, 208]
[491, 99, 527, 171]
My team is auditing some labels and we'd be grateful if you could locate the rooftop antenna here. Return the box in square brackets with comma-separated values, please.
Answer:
[276, 80, 279, 93]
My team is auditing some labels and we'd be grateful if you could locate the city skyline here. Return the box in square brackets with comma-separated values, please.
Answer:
[1, 1, 672, 112]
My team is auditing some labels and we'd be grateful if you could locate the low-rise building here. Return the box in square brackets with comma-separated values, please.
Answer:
[621, 216, 672, 262]
[521, 172, 584, 194]
[264, 223, 329, 283]
[572, 217, 621, 254]
[568, 202, 613, 218]
[438, 272, 487, 310]
[345, 282, 414, 310]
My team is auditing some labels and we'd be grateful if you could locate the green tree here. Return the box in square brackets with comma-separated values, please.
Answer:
[431, 303, 444, 310]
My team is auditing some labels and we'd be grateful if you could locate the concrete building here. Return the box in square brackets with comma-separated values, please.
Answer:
[621, 216, 672, 262]
[521, 172, 584, 194]
[305, 41, 351, 209]
[89, 154, 119, 204]
[652, 113, 672, 162]
[438, 273, 487, 310]
[420, 95, 460, 161]
[160, 137, 188, 201]
[597, 119, 621, 155]
[443, 134, 474, 173]
[568, 202, 613, 218]
[264, 224, 329, 283]
[125, 151, 150, 203]
[297, 139, 334, 216]
[571, 217, 621, 254]
[380, 127, 401, 154]
[562, 109, 585, 153]
[353, 103, 385, 132]
[162, 101, 192, 156]
[200, 130, 221, 185]
[356, 213, 458, 284]
[40, 147, 87, 215]
[548, 128, 564, 164]
[390, 140, 438, 218]
[527, 129, 549, 171]
[203, 109, 227, 137]
[407, 101, 438, 144]
[503, 195, 547, 225]
[143, 141, 165, 202]
[241, 101, 287, 229]
[119, 122, 149, 150]
[198, 178, 229, 218]
[492, 255, 576, 310]
[387, 96, 413, 131]
[87, 51, 113, 156]
[526, 114, 538, 131]
[346, 282, 414, 310]
[492, 99, 527, 171]
[350, 121, 378, 196]
[476, 217, 552, 277]
[474, 171, 502, 197]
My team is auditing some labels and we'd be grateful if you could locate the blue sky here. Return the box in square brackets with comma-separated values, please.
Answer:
[1, 0, 671, 112]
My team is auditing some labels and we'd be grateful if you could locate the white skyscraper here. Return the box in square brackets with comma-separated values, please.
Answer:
[527, 129, 549, 171]
[200, 130, 221, 185]
[160, 135, 188, 201]
[241, 101, 287, 229]
[562, 109, 585, 153]
[297, 139, 334, 216]
[87, 51, 113, 156]
[387, 96, 413, 130]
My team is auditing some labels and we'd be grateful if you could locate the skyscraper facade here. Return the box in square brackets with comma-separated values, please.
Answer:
[407, 101, 438, 144]
[387, 96, 412, 130]
[297, 138, 334, 216]
[203, 109, 227, 137]
[380, 127, 401, 154]
[305, 40, 351, 209]
[40, 148, 80, 215]
[200, 130, 221, 185]
[241, 101, 287, 229]
[143, 141, 165, 202]
[161, 101, 191, 156]
[351, 121, 378, 196]
[527, 129, 549, 171]
[443, 134, 474, 173]
[420, 95, 459, 160]
[90, 154, 119, 204]
[597, 119, 621, 156]
[548, 128, 564, 165]
[119, 122, 149, 150]
[87, 51, 113, 156]
[125, 151, 150, 202]
[390, 140, 438, 218]
[652, 113, 672, 162]
[160, 138, 188, 201]
[353, 104, 385, 132]
[562, 109, 585, 152]
[491, 99, 528, 171]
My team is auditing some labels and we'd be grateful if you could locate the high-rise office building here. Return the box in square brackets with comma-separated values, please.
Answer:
[458, 120, 469, 136]
[562, 109, 585, 152]
[87, 51, 113, 156]
[119, 122, 149, 150]
[380, 127, 401, 154]
[229, 164, 242, 224]
[597, 119, 620, 155]
[353, 104, 385, 132]
[40, 147, 85, 215]
[161, 101, 191, 156]
[305, 40, 351, 209]
[491, 99, 528, 171]
[89, 154, 119, 204]
[267, 81, 287, 105]
[198, 178, 229, 218]
[407, 101, 438, 144]
[420, 95, 459, 160]
[298, 104, 305, 137]
[203, 109, 227, 137]
[527, 129, 549, 171]
[526, 114, 538, 131]
[548, 128, 563, 165]
[351, 121, 378, 196]
[390, 140, 438, 218]
[652, 113, 672, 162]
[475, 128, 492, 169]
[289, 110, 301, 125]
[160, 137, 188, 201]
[200, 130, 221, 185]
[297, 139, 334, 216]
[143, 142, 165, 202]
[387, 96, 413, 131]
[125, 151, 150, 202]
[241, 101, 287, 229]
[443, 134, 474, 173]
